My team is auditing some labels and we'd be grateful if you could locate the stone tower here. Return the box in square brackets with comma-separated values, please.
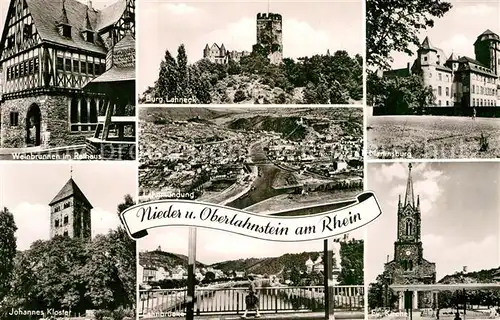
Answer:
[49, 177, 93, 240]
[474, 29, 500, 76]
[255, 12, 283, 64]
[384, 163, 436, 309]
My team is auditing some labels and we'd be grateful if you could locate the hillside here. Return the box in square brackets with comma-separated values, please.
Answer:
[142, 46, 363, 105]
[139, 107, 230, 123]
[212, 251, 324, 275]
[210, 74, 304, 104]
[139, 250, 206, 268]
[227, 115, 307, 140]
[139, 249, 322, 274]
[438, 267, 500, 284]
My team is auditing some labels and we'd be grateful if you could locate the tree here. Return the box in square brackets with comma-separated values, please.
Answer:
[203, 271, 216, 282]
[188, 65, 212, 104]
[234, 90, 246, 103]
[0, 208, 17, 310]
[368, 73, 434, 113]
[117, 194, 135, 215]
[157, 50, 178, 99]
[113, 194, 137, 309]
[290, 267, 301, 286]
[176, 44, 189, 98]
[368, 272, 398, 310]
[337, 239, 364, 285]
[366, 0, 452, 69]
[8, 237, 89, 313]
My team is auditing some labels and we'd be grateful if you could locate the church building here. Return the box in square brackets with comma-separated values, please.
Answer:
[0, 0, 135, 150]
[384, 164, 436, 309]
[49, 176, 93, 240]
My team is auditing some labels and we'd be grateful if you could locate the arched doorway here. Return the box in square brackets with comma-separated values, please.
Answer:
[26, 103, 41, 146]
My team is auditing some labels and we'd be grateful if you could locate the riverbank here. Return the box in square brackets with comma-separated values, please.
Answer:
[245, 190, 361, 214]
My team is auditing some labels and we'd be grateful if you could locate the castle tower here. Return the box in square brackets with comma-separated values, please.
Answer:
[415, 37, 438, 83]
[49, 176, 93, 240]
[474, 29, 500, 76]
[255, 12, 283, 64]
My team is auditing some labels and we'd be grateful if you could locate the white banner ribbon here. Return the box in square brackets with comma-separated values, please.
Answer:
[120, 191, 382, 242]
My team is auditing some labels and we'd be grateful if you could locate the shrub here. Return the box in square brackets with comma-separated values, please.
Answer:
[94, 310, 111, 320]
[234, 90, 246, 103]
[111, 307, 134, 320]
[274, 92, 287, 104]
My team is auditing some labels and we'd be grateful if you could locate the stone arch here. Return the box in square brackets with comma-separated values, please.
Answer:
[26, 103, 41, 146]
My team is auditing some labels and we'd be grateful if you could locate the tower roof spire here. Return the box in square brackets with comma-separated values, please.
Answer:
[404, 163, 415, 207]
[58, 0, 69, 25]
[84, 9, 93, 31]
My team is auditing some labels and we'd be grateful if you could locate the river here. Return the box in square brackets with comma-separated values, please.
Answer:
[227, 140, 294, 209]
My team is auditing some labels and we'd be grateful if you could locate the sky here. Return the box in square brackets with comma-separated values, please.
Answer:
[366, 162, 500, 284]
[138, 225, 365, 265]
[390, 0, 500, 69]
[137, 0, 363, 93]
[0, 162, 137, 250]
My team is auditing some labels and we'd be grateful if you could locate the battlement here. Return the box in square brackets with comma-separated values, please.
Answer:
[257, 12, 282, 21]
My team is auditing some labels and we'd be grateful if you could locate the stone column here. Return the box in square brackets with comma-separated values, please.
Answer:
[413, 290, 418, 310]
[398, 292, 404, 311]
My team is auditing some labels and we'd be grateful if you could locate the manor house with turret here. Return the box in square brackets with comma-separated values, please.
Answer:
[203, 12, 283, 65]
[384, 30, 500, 108]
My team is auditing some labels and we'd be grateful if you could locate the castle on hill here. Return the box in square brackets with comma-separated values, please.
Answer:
[203, 12, 283, 65]
[384, 29, 500, 108]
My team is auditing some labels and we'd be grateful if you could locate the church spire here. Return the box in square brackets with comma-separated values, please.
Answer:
[404, 163, 415, 207]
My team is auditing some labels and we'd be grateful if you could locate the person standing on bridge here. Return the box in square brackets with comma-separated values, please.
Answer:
[242, 276, 261, 318]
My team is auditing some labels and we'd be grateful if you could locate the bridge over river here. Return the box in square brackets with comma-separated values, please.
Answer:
[139, 284, 364, 319]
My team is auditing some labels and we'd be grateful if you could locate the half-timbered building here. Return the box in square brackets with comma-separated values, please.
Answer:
[0, 0, 135, 149]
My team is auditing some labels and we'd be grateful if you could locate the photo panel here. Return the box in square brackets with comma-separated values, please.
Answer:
[0, 162, 137, 319]
[366, 162, 500, 318]
[366, 0, 500, 159]
[0, 0, 136, 161]
[136, 105, 367, 318]
[137, 227, 365, 318]
[137, 0, 363, 105]
[138, 106, 363, 209]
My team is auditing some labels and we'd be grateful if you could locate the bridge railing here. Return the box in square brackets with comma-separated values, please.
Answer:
[139, 285, 364, 317]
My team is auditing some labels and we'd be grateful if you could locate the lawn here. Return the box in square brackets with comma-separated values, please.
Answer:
[367, 116, 500, 159]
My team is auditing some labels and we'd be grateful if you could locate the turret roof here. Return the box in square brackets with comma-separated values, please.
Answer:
[49, 178, 93, 208]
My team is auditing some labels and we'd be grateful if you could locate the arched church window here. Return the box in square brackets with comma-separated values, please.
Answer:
[409, 260, 413, 271]
[406, 220, 413, 236]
